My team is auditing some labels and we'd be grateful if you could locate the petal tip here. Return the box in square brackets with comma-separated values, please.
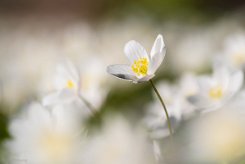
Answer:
[156, 34, 164, 47]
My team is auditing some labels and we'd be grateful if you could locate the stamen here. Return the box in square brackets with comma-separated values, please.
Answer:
[66, 80, 75, 89]
[131, 58, 149, 76]
[209, 86, 223, 100]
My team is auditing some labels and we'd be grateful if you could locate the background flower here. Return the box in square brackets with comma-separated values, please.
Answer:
[6, 103, 85, 164]
[82, 116, 156, 164]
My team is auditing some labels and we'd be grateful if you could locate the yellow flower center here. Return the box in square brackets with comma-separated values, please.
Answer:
[233, 53, 245, 66]
[209, 86, 223, 100]
[66, 80, 75, 89]
[131, 58, 149, 76]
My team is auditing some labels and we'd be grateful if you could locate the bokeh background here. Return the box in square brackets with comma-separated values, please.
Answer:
[1, 0, 245, 163]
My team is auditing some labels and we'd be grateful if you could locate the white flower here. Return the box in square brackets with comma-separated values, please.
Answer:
[6, 103, 85, 164]
[82, 116, 156, 164]
[107, 34, 166, 83]
[188, 65, 243, 112]
[222, 33, 245, 69]
[42, 58, 108, 110]
[42, 60, 81, 106]
[177, 73, 199, 118]
[78, 57, 108, 109]
[144, 75, 198, 139]
[144, 82, 182, 139]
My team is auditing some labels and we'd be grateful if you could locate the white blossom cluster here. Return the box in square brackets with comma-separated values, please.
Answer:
[1, 18, 245, 163]
[143, 34, 245, 163]
[4, 58, 156, 164]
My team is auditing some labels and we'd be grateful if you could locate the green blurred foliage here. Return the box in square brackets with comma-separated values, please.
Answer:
[101, 0, 245, 22]
[0, 107, 10, 144]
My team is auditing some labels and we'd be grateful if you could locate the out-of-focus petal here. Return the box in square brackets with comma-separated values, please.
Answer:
[228, 70, 243, 94]
[42, 90, 76, 106]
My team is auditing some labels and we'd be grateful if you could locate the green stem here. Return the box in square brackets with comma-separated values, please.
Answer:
[78, 94, 97, 115]
[149, 79, 173, 136]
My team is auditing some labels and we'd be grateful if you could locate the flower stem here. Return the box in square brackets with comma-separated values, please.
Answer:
[149, 79, 173, 136]
[78, 94, 97, 115]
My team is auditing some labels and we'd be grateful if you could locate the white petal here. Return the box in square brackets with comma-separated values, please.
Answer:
[42, 90, 76, 106]
[137, 74, 155, 82]
[187, 95, 208, 109]
[124, 40, 148, 64]
[54, 60, 80, 90]
[213, 66, 229, 89]
[150, 34, 165, 58]
[197, 76, 212, 93]
[149, 35, 166, 74]
[228, 70, 243, 94]
[42, 92, 60, 106]
[107, 64, 138, 81]
[58, 60, 79, 82]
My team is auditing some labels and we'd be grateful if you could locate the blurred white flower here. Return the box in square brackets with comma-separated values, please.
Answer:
[77, 57, 108, 109]
[42, 58, 108, 114]
[188, 109, 245, 163]
[227, 89, 245, 110]
[177, 73, 199, 118]
[42, 60, 81, 106]
[188, 65, 243, 112]
[144, 82, 182, 139]
[6, 103, 85, 164]
[144, 73, 200, 139]
[222, 33, 245, 69]
[107, 34, 166, 83]
[82, 116, 156, 164]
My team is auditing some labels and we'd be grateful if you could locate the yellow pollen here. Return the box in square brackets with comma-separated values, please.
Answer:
[131, 58, 149, 76]
[66, 80, 75, 89]
[209, 86, 223, 100]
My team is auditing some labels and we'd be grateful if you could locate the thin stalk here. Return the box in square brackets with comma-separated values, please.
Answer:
[149, 79, 173, 136]
[78, 94, 97, 115]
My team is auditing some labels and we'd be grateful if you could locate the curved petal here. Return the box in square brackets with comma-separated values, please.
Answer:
[124, 40, 148, 64]
[107, 64, 138, 82]
[213, 65, 229, 89]
[228, 69, 243, 94]
[150, 34, 165, 58]
[149, 35, 166, 74]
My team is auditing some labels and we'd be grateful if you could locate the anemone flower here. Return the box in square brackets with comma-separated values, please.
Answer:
[107, 35, 173, 135]
[107, 34, 165, 83]
[188, 65, 243, 112]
